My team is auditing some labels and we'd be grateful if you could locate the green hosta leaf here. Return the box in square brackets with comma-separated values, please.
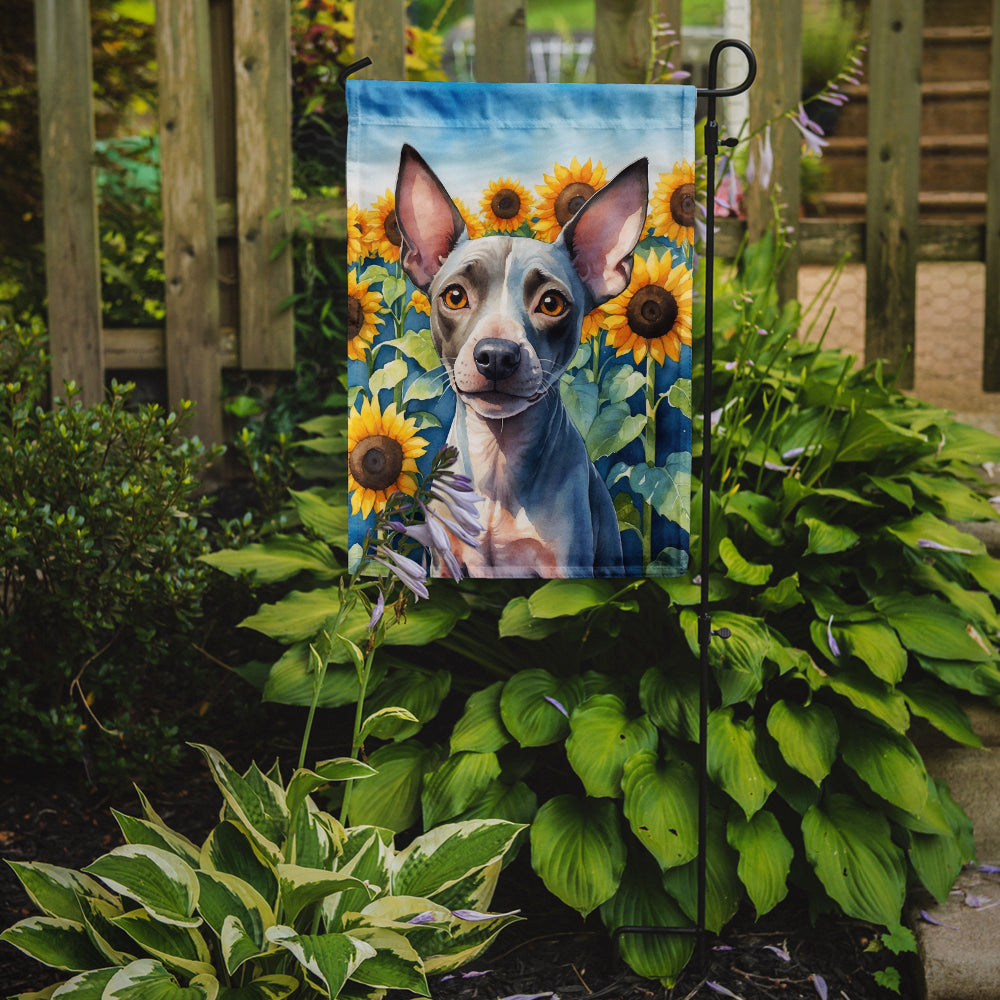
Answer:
[285, 759, 376, 821]
[660, 811, 741, 933]
[359, 706, 421, 742]
[277, 865, 374, 925]
[83, 846, 200, 928]
[839, 718, 928, 817]
[450, 682, 511, 754]
[112, 812, 201, 868]
[834, 410, 927, 463]
[566, 695, 658, 798]
[527, 579, 620, 618]
[362, 667, 451, 740]
[216, 975, 299, 1000]
[755, 573, 805, 614]
[453, 779, 538, 827]
[906, 472, 998, 522]
[195, 871, 273, 974]
[261, 644, 385, 709]
[802, 793, 906, 926]
[530, 795, 626, 917]
[727, 811, 793, 918]
[111, 908, 214, 978]
[886, 511, 985, 556]
[497, 596, 565, 639]
[346, 926, 428, 994]
[4, 862, 118, 923]
[810, 662, 910, 732]
[421, 751, 502, 828]
[707, 708, 776, 818]
[499, 670, 585, 747]
[639, 664, 699, 742]
[718, 537, 772, 586]
[392, 820, 524, 900]
[725, 491, 784, 546]
[916, 655, 1000, 697]
[265, 926, 375, 997]
[585, 402, 645, 459]
[599, 853, 694, 987]
[199, 822, 278, 910]
[347, 740, 441, 832]
[901, 680, 982, 748]
[0, 916, 107, 971]
[876, 594, 995, 662]
[103, 959, 218, 1000]
[199, 536, 339, 584]
[802, 517, 859, 556]
[288, 488, 348, 545]
[834, 621, 907, 684]
[765, 700, 838, 786]
[967, 553, 1000, 597]
[680, 610, 770, 706]
[190, 746, 287, 863]
[621, 751, 699, 871]
[909, 827, 966, 905]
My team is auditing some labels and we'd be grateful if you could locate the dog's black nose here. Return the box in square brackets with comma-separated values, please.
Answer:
[474, 339, 521, 382]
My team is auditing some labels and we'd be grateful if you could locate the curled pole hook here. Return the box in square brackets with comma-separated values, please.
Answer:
[338, 56, 373, 90]
[697, 38, 756, 99]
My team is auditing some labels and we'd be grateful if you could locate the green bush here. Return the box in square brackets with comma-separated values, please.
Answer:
[0, 316, 220, 783]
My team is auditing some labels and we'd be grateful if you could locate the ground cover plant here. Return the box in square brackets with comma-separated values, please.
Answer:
[202, 227, 1000, 987]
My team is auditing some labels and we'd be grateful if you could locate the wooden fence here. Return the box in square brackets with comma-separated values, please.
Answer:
[33, 0, 1000, 446]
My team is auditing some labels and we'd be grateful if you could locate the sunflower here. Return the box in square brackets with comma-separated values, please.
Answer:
[581, 306, 605, 344]
[479, 177, 533, 233]
[366, 190, 403, 262]
[533, 157, 608, 242]
[348, 396, 428, 519]
[347, 269, 386, 361]
[453, 197, 486, 240]
[603, 250, 693, 366]
[410, 289, 431, 315]
[347, 202, 368, 265]
[649, 161, 697, 246]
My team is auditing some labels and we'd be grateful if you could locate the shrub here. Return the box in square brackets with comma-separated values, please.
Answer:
[1, 744, 524, 998]
[0, 316, 220, 783]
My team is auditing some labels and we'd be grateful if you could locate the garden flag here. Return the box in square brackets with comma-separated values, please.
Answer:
[346, 80, 697, 578]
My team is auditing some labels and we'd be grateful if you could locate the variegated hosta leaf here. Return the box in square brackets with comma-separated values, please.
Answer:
[391, 820, 524, 901]
[661, 811, 742, 934]
[621, 751, 699, 871]
[200, 822, 278, 910]
[83, 846, 200, 928]
[277, 864, 376, 925]
[765, 700, 838, 786]
[421, 906, 523, 975]
[112, 810, 202, 868]
[214, 974, 300, 1000]
[420, 860, 501, 917]
[44, 966, 118, 997]
[706, 707, 776, 818]
[191, 745, 287, 863]
[195, 871, 274, 974]
[726, 810, 793, 918]
[4, 861, 118, 922]
[345, 926, 429, 995]
[265, 926, 375, 998]
[420, 751, 502, 829]
[288, 802, 343, 870]
[838, 717, 929, 817]
[566, 695, 658, 799]
[529, 795, 626, 917]
[450, 681, 511, 754]
[77, 894, 136, 966]
[599, 853, 694, 987]
[110, 908, 214, 978]
[0, 916, 107, 971]
[102, 958, 218, 999]
[499, 669, 585, 747]
[323, 829, 393, 931]
[285, 760, 376, 823]
[802, 793, 906, 926]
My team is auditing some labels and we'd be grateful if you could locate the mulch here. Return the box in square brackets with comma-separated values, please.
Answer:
[1, 746, 913, 1000]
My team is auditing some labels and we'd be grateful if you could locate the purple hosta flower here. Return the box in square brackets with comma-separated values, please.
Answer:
[407, 911, 438, 925]
[372, 544, 429, 600]
[451, 908, 521, 921]
[388, 514, 464, 581]
[544, 695, 569, 718]
[791, 104, 829, 157]
[367, 590, 385, 631]
[917, 538, 973, 555]
[441, 970, 493, 982]
[827, 616, 842, 658]
[979, 864, 1000, 874]
[715, 156, 742, 216]
[811, 974, 828, 1000]
[919, 909, 958, 929]
[706, 982, 742, 999]
[428, 476, 485, 539]
[497, 994, 557, 1000]
[763, 944, 791, 962]
[746, 124, 774, 191]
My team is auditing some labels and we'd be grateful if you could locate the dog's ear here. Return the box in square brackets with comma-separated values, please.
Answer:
[559, 158, 649, 304]
[395, 144, 467, 289]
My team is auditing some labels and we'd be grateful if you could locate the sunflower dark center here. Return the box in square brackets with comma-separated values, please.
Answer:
[554, 181, 595, 225]
[383, 209, 402, 246]
[347, 295, 364, 337]
[626, 286, 678, 340]
[491, 188, 522, 220]
[350, 434, 404, 491]
[669, 183, 696, 228]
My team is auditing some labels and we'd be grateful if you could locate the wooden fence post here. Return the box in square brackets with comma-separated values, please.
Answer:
[594, 0, 678, 84]
[864, 0, 923, 389]
[157, 0, 223, 445]
[983, 0, 1000, 391]
[354, 0, 407, 80]
[34, 0, 104, 405]
[233, 0, 294, 370]
[746, 0, 801, 306]
[474, 0, 527, 82]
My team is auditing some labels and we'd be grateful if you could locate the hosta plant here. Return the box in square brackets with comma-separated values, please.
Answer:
[1, 744, 523, 999]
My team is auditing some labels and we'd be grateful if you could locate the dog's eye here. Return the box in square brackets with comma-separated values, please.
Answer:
[441, 285, 469, 310]
[537, 291, 567, 317]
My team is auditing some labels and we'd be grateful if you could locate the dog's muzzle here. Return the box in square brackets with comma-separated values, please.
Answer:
[473, 338, 521, 383]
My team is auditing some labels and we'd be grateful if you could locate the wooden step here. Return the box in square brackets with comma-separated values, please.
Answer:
[922, 25, 993, 83]
[833, 80, 991, 137]
[813, 190, 987, 223]
[922, 0, 992, 28]
[822, 134, 988, 193]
